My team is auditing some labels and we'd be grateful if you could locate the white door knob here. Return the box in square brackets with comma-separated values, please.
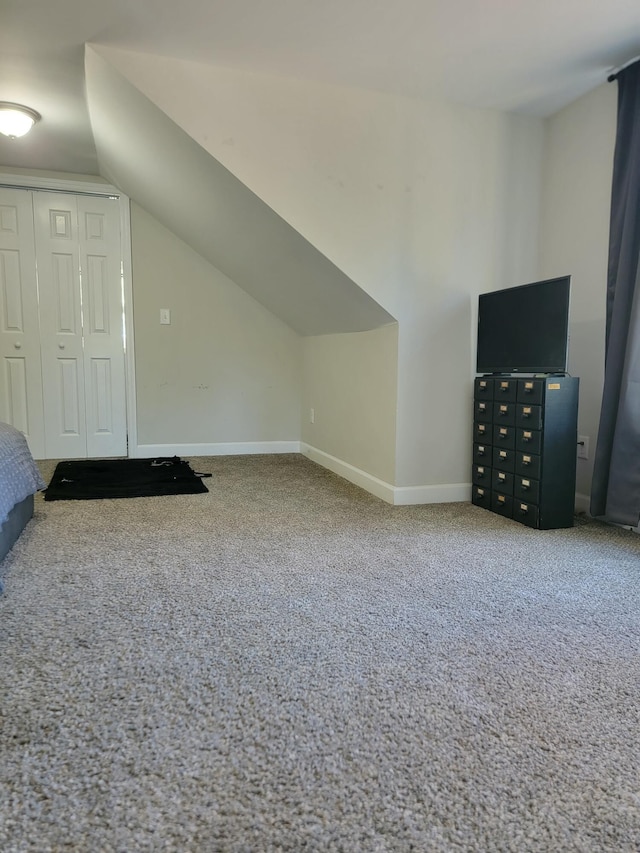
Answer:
[14, 341, 22, 349]
[58, 342, 65, 349]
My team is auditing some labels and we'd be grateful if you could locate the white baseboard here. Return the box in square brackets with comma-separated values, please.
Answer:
[133, 442, 588, 515]
[132, 442, 592, 513]
[393, 483, 472, 505]
[301, 443, 471, 506]
[301, 444, 396, 503]
[134, 439, 468, 506]
[132, 441, 301, 458]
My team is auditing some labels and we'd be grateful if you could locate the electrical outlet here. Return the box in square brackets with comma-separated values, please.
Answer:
[577, 435, 589, 459]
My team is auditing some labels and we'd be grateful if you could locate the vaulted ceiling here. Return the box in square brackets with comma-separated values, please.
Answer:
[2, 0, 640, 175]
[84, 45, 396, 335]
[1, 1, 637, 337]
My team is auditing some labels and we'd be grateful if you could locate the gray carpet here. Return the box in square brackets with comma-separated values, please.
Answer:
[1, 454, 639, 852]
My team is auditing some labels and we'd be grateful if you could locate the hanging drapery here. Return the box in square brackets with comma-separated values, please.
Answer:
[590, 59, 640, 526]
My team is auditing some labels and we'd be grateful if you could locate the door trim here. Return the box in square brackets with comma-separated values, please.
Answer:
[0, 172, 137, 458]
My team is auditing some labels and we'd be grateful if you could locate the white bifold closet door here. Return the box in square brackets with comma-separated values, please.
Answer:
[0, 187, 46, 457]
[0, 187, 127, 459]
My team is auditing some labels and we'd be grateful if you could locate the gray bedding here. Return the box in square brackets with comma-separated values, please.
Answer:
[0, 422, 45, 526]
[0, 494, 34, 564]
[0, 423, 45, 573]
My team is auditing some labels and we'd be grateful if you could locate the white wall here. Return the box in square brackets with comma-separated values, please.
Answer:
[301, 325, 398, 489]
[0, 165, 109, 186]
[97, 49, 545, 495]
[131, 203, 302, 451]
[538, 82, 617, 503]
[86, 46, 394, 339]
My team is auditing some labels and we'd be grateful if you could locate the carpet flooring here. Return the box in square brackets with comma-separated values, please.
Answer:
[1, 454, 639, 852]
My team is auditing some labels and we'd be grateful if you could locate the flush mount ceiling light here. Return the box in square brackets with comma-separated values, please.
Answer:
[0, 102, 41, 138]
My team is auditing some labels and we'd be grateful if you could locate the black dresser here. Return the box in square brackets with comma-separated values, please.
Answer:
[472, 375, 579, 529]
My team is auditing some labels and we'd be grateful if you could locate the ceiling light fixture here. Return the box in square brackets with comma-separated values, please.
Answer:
[0, 102, 41, 138]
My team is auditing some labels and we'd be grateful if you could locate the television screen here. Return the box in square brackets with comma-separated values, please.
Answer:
[476, 276, 571, 374]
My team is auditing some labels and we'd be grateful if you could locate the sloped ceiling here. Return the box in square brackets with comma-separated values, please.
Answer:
[84, 45, 395, 337]
[3, 2, 640, 174]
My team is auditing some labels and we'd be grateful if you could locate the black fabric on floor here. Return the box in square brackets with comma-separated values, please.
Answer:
[44, 457, 209, 501]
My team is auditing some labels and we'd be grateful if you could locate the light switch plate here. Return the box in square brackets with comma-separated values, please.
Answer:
[160, 309, 171, 325]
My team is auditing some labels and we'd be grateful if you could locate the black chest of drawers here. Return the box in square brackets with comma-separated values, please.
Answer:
[472, 375, 579, 529]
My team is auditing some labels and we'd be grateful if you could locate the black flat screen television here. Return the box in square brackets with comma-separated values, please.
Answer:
[476, 276, 571, 374]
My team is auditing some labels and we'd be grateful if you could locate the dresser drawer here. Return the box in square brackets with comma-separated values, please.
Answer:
[492, 469, 514, 495]
[472, 484, 491, 509]
[472, 463, 492, 485]
[515, 404, 543, 430]
[473, 421, 493, 444]
[473, 443, 492, 464]
[492, 424, 516, 449]
[493, 401, 516, 426]
[494, 377, 517, 401]
[514, 475, 540, 504]
[492, 446, 516, 473]
[474, 377, 494, 400]
[517, 379, 544, 404]
[491, 492, 513, 518]
[515, 428, 542, 454]
[515, 451, 541, 480]
[474, 400, 493, 423]
[512, 500, 539, 528]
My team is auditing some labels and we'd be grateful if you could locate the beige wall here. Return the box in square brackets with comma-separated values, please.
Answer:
[538, 82, 617, 501]
[131, 203, 302, 447]
[99, 49, 545, 494]
[0, 166, 109, 186]
[301, 325, 398, 485]
[3, 77, 618, 504]
[86, 46, 394, 340]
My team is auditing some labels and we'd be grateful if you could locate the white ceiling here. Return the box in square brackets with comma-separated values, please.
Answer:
[1, 0, 640, 175]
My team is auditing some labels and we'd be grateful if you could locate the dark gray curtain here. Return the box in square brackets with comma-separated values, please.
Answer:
[590, 60, 640, 526]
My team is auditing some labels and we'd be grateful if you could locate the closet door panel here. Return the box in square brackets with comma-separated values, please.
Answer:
[34, 192, 87, 458]
[78, 196, 127, 457]
[57, 358, 82, 435]
[0, 188, 45, 457]
[2, 188, 128, 461]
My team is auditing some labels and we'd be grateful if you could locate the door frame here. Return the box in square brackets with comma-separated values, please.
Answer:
[0, 172, 137, 457]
